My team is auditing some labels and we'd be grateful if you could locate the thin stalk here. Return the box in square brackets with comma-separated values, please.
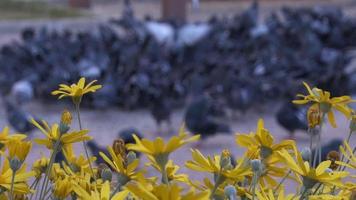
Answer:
[38, 140, 61, 200]
[274, 170, 291, 192]
[340, 147, 356, 171]
[313, 113, 325, 168]
[312, 183, 322, 195]
[110, 183, 121, 199]
[339, 130, 353, 167]
[309, 130, 313, 164]
[299, 188, 307, 200]
[161, 167, 169, 185]
[75, 103, 96, 180]
[251, 175, 257, 200]
[211, 170, 223, 199]
[29, 177, 41, 200]
[9, 170, 16, 200]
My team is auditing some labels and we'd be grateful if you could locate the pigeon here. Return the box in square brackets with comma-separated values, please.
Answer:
[184, 95, 231, 142]
[276, 101, 308, 139]
[4, 98, 36, 134]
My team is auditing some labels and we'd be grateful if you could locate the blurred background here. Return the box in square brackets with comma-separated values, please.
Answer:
[0, 0, 356, 180]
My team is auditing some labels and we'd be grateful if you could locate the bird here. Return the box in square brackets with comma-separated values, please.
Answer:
[276, 101, 308, 139]
[4, 97, 37, 134]
[147, 90, 173, 134]
[184, 94, 231, 144]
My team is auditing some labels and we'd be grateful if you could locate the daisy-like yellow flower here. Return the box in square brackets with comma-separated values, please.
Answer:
[32, 119, 91, 151]
[53, 177, 73, 199]
[236, 119, 296, 159]
[293, 82, 354, 127]
[147, 159, 189, 183]
[0, 127, 26, 154]
[185, 149, 251, 181]
[7, 138, 31, 163]
[32, 156, 49, 178]
[63, 145, 96, 174]
[51, 77, 102, 103]
[126, 182, 210, 200]
[0, 159, 35, 194]
[100, 146, 145, 186]
[127, 126, 200, 169]
[74, 181, 129, 200]
[336, 141, 356, 172]
[308, 194, 350, 200]
[255, 188, 295, 200]
[277, 149, 348, 188]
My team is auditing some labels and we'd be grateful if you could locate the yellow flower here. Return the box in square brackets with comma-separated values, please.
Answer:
[236, 119, 296, 159]
[7, 139, 31, 162]
[308, 194, 349, 200]
[185, 149, 251, 181]
[277, 149, 348, 188]
[0, 159, 35, 194]
[53, 177, 73, 199]
[100, 146, 145, 185]
[51, 77, 102, 103]
[0, 127, 26, 154]
[32, 119, 91, 151]
[293, 82, 354, 127]
[127, 126, 199, 169]
[63, 145, 96, 174]
[256, 156, 293, 188]
[336, 141, 356, 171]
[32, 156, 50, 178]
[74, 181, 129, 200]
[255, 188, 295, 200]
[147, 159, 189, 183]
[126, 182, 210, 200]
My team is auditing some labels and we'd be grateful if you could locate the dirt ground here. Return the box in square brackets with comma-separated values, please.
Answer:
[0, 0, 355, 192]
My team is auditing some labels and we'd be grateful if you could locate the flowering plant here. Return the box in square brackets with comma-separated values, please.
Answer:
[0, 79, 354, 200]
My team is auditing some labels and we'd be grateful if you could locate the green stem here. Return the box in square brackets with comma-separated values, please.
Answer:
[75, 103, 96, 181]
[29, 177, 41, 200]
[312, 183, 322, 195]
[339, 130, 353, 165]
[161, 167, 169, 185]
[274, 170, 291, 192]
[299, 188, 307, 200]
[9, 169, 16, 200]
[110, 183, 121, 199]
[39, 140, 61, 200]
[309, 130, 313, 164]
[211, 170, 224, 199]
[313, 113, 325, 168]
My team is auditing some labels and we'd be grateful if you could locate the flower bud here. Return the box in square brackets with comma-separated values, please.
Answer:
[59, 109, 72, 134]
[10, 157, 22, 172]
[224, 185, 237, 200]
[97, 163, 109, 178]
[349, 112, 356, 132]
[301, 147, 311, 162]
[126, 151, 137, 165]
[250, 159, 262, 173]
[307, 105, 322, 128]
[326, 151, 340, 170]
[220, 149, 232, 169]
[101, 168, 112, 182]
[113, 139, 126, 159]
